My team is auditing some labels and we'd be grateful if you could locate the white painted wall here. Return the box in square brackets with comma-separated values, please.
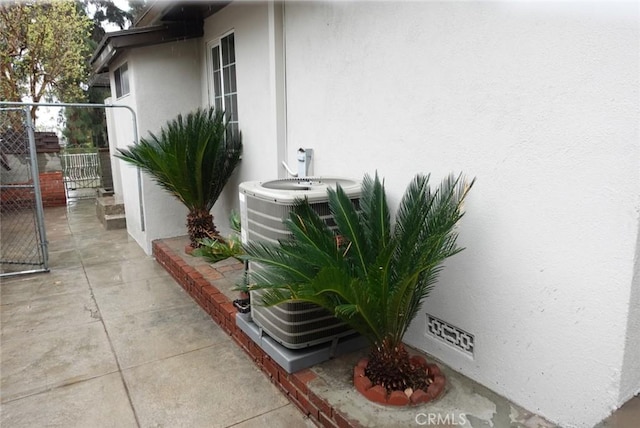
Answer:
[103, 96, 123, 203]
[107, 56, 144, 248]
[107, 3, 281, 249]
[107, 39, 202, 254]
[105, 1, 291, 249]
[620, 229, 640, 403]
[201, 2, 283, 236]
[283, 2, 639, 427]
[129, 41, 201, 253]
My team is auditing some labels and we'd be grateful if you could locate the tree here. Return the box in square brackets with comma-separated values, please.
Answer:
[116, 108, 243, 248]
[61, 0, 139, 148]
[244, 173, 473, 391]
[62, 87, 110, 148]
[84, 0, 144, 42]
[0, 1, 93, 125]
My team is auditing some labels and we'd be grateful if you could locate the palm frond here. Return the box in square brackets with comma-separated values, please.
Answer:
[115, 107, 242, 213]
[359, 173, 391, 259]
[327, 185, 369, 274]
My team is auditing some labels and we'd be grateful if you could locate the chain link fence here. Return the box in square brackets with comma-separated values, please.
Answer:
[0, 108, 48, 276]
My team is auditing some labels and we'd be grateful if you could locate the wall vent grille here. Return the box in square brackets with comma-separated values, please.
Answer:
[426, 314, 475, 357]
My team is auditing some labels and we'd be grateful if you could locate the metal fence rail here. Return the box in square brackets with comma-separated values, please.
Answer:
[0, 107, 48, 277]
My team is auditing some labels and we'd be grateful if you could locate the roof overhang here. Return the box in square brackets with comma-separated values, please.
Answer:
[90, 22, 204, 75]
[88, 1, 231, 86]
[135, 1, 230, 27]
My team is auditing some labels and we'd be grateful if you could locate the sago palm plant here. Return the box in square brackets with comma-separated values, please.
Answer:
[116, 107, 242, 248]
[244, 173, 473, 390]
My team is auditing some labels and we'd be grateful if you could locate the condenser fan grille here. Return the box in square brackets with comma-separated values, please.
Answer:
[239, 178, 361, 349]
[251, 289, 353, 348]
[245, 197, 356, 244]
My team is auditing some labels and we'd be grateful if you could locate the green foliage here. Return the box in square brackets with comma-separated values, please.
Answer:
[115, 106, 242, 225]
[127, 0, 147, 25]
[192, 236, 244, 264]
[229, 210, 241, 233]
[0, 1, 93, 123]
[63, 87, 110, 148]
[87, 0, 134, 31]
[193, 210, 244, 263]
[244, 173, 474, 350]
[63, 1, 133, 149]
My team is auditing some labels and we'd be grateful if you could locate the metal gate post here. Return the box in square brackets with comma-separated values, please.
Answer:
[0, 107, 49, 277]
[24, 108, 49, 270]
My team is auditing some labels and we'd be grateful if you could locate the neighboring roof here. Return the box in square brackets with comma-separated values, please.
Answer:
[89, 1, 230, 78]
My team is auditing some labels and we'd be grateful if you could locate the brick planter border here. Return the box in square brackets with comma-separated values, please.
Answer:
[152, 240, 359, 428]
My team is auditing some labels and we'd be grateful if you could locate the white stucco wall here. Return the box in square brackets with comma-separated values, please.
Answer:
[108, 3, 283, 250]
[129, 40, 201, 253]
[108, 39, 202, 254]
[107, 57, 144, 248]
[201, 2, 283, 236]
[620, 228, 640, 403]
[283, 2, 639, 427]
[103, 96, 124, 202]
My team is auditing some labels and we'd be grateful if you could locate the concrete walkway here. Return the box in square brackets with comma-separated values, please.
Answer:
[2, 199, 638, 428]
[1, 200, 313, 427]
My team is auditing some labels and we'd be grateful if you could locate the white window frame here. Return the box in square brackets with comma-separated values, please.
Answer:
[114, 62, 130, 99]
[207, 30, 238, 134]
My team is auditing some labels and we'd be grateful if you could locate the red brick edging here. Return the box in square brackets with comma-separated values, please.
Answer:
[354, 356, 446, 406]
[152, 240, 358, 428]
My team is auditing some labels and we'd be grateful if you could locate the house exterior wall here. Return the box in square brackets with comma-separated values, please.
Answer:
[282, 2, 639, 427]
[107, 2, 280, 250]
[621, 229, 640, 402]
[107, 58, 144, 247]
[104, 96, 123, 201]
[102, 0, 638, 425]
[130, 41, 200, 253]
[107, 39, 201, 254]
[201, 2, 283, 236]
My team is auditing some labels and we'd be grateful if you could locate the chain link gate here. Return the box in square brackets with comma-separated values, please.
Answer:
[0, 107, 48, 277]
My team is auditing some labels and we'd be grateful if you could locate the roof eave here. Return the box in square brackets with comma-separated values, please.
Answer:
[90, 22, 203, 75]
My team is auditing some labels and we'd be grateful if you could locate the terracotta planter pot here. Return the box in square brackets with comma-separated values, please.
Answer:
[353, 355, 446, 406]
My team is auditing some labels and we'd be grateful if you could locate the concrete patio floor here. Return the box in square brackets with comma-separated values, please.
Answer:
[0, 199, 314, 427]
[1, 199, 637, 427]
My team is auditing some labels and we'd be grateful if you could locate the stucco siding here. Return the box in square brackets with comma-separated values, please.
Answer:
[108, 55, 144, 248]
[283, 2, 639, 427]
[202, 2, 281, 236]
[107, 39, 202, 254]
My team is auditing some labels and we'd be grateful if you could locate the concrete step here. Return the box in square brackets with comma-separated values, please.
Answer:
[96, 196, 126, 230]
[104, 213, 126, 230]
[103, 203, 125, 215]
[98, 187, 114, 197]
[96, 197, 125, 215]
